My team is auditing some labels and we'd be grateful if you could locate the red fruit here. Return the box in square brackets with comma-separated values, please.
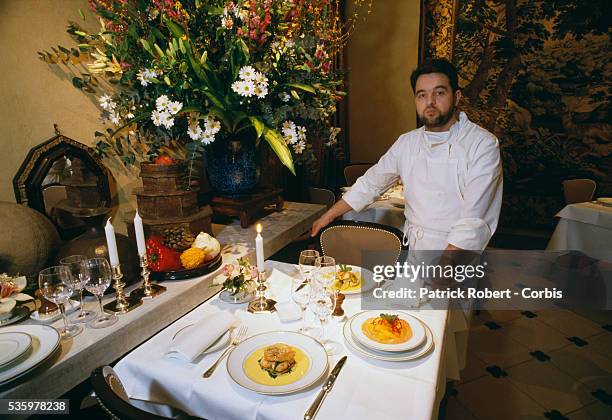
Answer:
[154, 155, 175, 165]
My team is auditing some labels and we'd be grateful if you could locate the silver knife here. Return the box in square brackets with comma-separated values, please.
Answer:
[304, 356, 348, 420]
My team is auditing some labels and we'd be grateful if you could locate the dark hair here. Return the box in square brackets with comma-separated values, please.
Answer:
[410, 58, 459, 93]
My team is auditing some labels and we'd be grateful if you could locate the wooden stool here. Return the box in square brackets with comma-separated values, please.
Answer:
[211, 189, 284, 228]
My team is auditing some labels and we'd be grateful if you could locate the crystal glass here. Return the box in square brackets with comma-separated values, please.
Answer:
[298, 250, 320, 283]
[314, 255, 337, 291]
[83, 258, 117, 329]
[291, 277, 318, 337]
[39, 266, 83, 339]
[60, 255, 96, 323]
[309, 287, 341, 355]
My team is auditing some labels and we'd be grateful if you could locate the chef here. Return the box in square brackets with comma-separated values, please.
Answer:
[311, 58, 503, 251]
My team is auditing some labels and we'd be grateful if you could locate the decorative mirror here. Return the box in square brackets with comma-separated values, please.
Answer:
[12, 128, 112, 240]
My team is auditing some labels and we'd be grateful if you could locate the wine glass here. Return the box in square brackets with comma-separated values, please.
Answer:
[314, 255, 337, 291]
[84, 258, 118, 329]
[298, 250, 320, 284]
[309, 287, 341, 355]
[60, 255, 96, 323]
[291, 277, 318, 337]
[39, 266, 83, 339]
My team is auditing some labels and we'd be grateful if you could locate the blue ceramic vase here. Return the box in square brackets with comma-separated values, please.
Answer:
[205, 136, 260, 195]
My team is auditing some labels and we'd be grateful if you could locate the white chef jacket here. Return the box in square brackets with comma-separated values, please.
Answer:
[343, 112, 503, 250]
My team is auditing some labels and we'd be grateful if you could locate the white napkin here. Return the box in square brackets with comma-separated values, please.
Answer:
[166, 311, 237, 362]
[274, 302, 302, 323]
[265, 268, 295, 303]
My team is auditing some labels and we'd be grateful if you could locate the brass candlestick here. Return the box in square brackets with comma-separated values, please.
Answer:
[130, 255, 166, 300]
[104, 264, 142, 313]
[247, 271, 276, 313]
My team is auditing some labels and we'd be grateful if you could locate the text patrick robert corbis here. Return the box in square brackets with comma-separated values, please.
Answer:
[372, 287, 563, 299]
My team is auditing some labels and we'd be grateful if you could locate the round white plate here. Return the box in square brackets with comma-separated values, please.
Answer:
[333, 266, 377, 296]
[596, 197, 612, 207]
[343, 319, 434, 362]
[0, 332, 32, 368]
[227, 331, 328, 395]
[0, 325, 61, 386]
[30, 299, 80, 324]
[349, 311, 426, 352]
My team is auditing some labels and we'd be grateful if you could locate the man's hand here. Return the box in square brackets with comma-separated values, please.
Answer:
[309, 199, 353, 237]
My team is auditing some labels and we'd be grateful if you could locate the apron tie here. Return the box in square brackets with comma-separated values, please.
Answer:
[403, 224, 424, 248]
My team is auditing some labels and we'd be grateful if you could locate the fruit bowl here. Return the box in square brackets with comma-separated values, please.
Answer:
[150, 252, 223, 281]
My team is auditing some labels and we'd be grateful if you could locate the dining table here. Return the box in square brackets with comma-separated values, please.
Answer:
[114, 259, 466, 420]
[341, 185, 406, 231]
[546, 201, 612, 262]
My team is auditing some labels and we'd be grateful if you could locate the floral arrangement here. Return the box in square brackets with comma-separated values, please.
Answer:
[40, 0, 371, 182]
[0, 274, 33, 320]
[212, 257, 256, 295]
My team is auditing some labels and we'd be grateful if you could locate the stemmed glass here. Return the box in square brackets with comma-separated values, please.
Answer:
[60, 255, 96, 323]
[39, 266, 83, 339]
[311, 256, 342, 355]
[292, 276, 318, 337]
[84, 258, 118, 329]
[298, 250, 320, 284]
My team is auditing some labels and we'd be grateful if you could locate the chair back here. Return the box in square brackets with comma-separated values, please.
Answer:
[308, 187, 336, 209]
[344, 164, 373, 186]
[319, 221, 405, 267]
[562, 179, 596, 204]
[90, 366, 169, 420]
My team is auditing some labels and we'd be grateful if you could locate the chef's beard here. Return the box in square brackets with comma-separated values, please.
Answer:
[419, 103, 455, 130]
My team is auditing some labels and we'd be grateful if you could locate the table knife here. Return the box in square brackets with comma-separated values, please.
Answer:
[304, 356, 347, 420]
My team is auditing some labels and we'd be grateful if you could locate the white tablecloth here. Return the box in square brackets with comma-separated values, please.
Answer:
[114, 260, 459, 420]
[546, 202, 612, 261]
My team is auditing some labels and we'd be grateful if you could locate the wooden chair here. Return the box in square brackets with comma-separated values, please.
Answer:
[90, 366, 180, 420]
[562, 179, 597, 204]
[319, 220, 406, 267]
[344, 164, 373, 186]
[308, 186, 336, 210]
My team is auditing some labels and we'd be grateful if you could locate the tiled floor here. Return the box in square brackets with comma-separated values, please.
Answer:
[443, 310, 612, 420]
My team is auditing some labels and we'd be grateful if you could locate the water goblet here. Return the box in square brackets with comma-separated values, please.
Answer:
[84, 258, 118, 329]
[309, 288, 341, 355]
[60, 255, 96, 323]
[39, 266, 83, 339]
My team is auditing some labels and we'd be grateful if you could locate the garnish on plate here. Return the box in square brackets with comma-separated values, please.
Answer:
[333, 264, 361, 291]
[257, 343, 296, 379]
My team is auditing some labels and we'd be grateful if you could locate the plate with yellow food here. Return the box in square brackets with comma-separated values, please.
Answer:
[226, 331, 328, 395]
[349, 311, 426, 352]
[331, 265, 376, 295]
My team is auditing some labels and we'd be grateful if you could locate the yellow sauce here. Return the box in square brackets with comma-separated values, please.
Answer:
[332, 272, 362, 292]
[243, 345, 310, 386]
[362, 317, 412, 344]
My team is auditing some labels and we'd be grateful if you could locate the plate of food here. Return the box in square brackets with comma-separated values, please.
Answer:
[349, 311, 426, 352]
[596, 197, 612, 207]
[332, 265, 377, 295]
[343, 318, 434, 362]
[226, 331, 328, 395]
[148, 231, 223, 281]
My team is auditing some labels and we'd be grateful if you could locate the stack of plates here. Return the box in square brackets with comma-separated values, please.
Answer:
[343, 311, 434, 361]
[0, 325, 61, 386]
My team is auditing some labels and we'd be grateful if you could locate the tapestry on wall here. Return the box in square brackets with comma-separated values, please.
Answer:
[422, 0, 611, 230]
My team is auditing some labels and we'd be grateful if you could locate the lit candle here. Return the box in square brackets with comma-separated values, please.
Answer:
[255, 223, 265, 273]
[134, 211, 146, 257]
[104, 218, 120, 267]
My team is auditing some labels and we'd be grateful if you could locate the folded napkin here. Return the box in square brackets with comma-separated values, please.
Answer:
[166, 311, 237, 362]
[265, 268, 296, 303]
[274, 302, 302, 323]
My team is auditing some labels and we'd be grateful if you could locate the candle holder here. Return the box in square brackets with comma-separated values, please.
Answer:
[104, 264, 143, 314]
[247, 271, 276, 313]
[130, 255, 167, 300]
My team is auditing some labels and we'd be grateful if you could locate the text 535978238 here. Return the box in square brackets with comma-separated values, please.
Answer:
[0, 399, 69, 415]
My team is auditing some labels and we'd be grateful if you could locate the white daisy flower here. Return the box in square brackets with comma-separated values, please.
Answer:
[282, 120, 296, 133]
[156, 95, 169, 111]
[283, 130, 297, 145]
[296, 125, 307, 141]
[167, 100, 183, 115]
[254, 84, 268, 98]
[201, 132, 215, 145]
[126, 112, 135, 119]
[151, 110, 163, 126]
[159, 111, 174, 129]
[236, 80, 256, 97]
[253, 72, 268, 87]
[205, 118, 221, 134]
[109, 112, 120, 125]
[293, 140, 306, 154]
[231, 80, 243, 95]
[187, 124, 203, 141]
[137, 69, 149, 86]
[279, 92, 290, 102]
[239, 66, 256, 81]
[98, 94, 115, 111]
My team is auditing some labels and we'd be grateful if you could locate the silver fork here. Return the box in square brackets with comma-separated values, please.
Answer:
[202, 326, 248, 378]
